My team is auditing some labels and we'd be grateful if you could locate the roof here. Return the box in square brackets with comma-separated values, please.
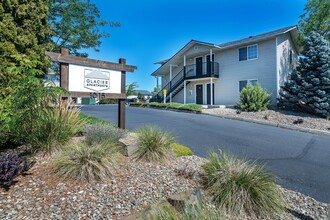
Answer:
[135, 90, 151, 95]
[151, 40, 220, 76]
[218, 25, 297, 48]
[151, 26, 300, 76]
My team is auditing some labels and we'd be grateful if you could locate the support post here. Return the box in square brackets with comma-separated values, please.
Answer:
[170, 64, 173, 82]
[156, 76, 159, 102]
[118, 99, 125, 129]
[169, 64, 173, 103]
[118, 58, 126, 129]
[210, 78, 213, 106]
[184, 80, 186, 104]
[210, 49, 213, 75]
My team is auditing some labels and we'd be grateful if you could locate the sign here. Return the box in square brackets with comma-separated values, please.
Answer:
[46, 48, 137, 129]
[68, 64, 121, 94]
[163, 89, 167, 95]
[84, 69, 110, 91]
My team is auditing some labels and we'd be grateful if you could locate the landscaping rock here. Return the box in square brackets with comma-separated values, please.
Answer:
[203, 107, 330, 133]
[167, 189, 202, 211]
[119, 133, 138, 157]
[0, 150, 328, 219]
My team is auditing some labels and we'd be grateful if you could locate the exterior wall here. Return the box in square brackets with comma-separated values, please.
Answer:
[173, 79, 219, 104]
[277, 33, 298, 97]
[215, 38, 277, 105]
[160, 35, 296, 106]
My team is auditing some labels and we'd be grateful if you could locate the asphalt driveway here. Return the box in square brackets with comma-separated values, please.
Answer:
[80, 104, 330, 203]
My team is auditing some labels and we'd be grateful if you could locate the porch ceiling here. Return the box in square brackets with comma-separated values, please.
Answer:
[151, 40, 220, 76]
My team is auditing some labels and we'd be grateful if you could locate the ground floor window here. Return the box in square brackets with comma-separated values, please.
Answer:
[239, 79, 258, 92]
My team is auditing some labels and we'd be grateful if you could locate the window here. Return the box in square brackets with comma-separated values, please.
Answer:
[239, 79, 258, 92]
[289, 50, 293, 65]
[239, 45, 258, 61]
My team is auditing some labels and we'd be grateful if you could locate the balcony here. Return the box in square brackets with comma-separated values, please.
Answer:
[184, 61, 219, 79]
[154, 61, 219, 101]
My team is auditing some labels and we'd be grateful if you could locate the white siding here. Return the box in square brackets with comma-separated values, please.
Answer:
[215, 38, 277, 105]
[173, 79, 219, 104]
[277, 33, 298, 96]
[159, 34, 296, 106]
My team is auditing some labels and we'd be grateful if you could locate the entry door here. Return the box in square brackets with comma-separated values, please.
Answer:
[207, 83, 215, 105]
[206, 54, 215, 75]
[196, 84, 203, 104]
[196, 57, 203, 77]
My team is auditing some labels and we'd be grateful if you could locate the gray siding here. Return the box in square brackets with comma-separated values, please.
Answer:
[161, 35, 296, 106]
[277, 33, 298, 96]
[215, 38, 277, 105]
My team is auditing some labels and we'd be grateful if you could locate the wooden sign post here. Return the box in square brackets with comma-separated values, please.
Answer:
[46, 48, 137, 129]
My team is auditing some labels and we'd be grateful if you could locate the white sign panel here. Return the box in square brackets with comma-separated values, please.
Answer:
[68, 64, 121, 93]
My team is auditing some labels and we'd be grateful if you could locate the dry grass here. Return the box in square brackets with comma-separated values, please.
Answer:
[25, 99, 86, 153]
[201, 152, 284, 219]
[50, 141, 122, 182]
[133, 126, 175, 162]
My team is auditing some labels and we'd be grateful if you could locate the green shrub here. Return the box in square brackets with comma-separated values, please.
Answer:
[129, 102, 146, 107]
[172, 143, 193, 157]
[132, 102, 203, 113]
[84, 123, 123, 145]
[99, 98, 118, 104]
[133, 126, 175, 162]
[238, 83, 271, 112]
[201, 152, 284, 218]
[177, 103, 202, 112]
[50, 141, 122, 182]
[12, 99, 85, 153]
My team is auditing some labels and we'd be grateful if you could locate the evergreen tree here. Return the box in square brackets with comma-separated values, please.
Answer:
[279, 32, 330, 116]
[0, 0, 52, 147]
[0, 0, 52, 99]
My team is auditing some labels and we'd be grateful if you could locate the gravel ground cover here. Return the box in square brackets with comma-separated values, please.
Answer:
[1, 154, 329, 219]
[203, 107, 330, 132]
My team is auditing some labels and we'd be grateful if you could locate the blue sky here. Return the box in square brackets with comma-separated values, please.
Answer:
[85, 0, 306, 91]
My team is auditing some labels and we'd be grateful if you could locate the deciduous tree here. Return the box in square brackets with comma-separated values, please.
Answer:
[299, 0, 330, 42]
[49, 0, 110, 57]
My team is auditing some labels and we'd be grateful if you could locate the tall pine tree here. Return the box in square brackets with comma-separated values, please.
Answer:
[279, 32, 330, 116]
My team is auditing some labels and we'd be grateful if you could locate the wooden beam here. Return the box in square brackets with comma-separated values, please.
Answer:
[46, 51, 137, 73]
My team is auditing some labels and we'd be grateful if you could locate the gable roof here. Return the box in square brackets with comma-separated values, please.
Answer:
[151, 40, 220, 76]
[151, 26, 300, 76]
[218, 25, 297, 49]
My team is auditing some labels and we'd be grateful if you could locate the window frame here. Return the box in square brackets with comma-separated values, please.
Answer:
[238, 44, 258, 61]
[238, 79, 258, 93]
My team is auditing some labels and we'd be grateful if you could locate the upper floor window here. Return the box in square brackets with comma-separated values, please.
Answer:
[239, 45, 258, 61]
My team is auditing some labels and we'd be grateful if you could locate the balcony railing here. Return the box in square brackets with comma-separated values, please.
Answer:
[185, 61, 219, 79]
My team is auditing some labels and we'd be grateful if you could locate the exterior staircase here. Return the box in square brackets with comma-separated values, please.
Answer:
[154, 61, 219, 102]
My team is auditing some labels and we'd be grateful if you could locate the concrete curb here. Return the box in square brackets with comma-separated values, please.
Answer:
[202, 112, 330, 137]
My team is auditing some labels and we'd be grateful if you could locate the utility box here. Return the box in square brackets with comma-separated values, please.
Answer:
[81, 98, 96, 105]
